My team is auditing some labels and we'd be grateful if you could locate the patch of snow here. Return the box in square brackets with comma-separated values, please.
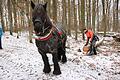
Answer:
[0, 32, 120, 80]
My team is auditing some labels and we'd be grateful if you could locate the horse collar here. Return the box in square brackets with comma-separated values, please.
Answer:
[33, 27, 53, 41]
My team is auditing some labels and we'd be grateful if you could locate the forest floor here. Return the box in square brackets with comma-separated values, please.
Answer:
[0, 32, 120, 80]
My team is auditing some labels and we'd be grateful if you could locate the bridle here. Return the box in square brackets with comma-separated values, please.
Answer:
[42, 19, 49, 33]
[33, 18, 54, 41]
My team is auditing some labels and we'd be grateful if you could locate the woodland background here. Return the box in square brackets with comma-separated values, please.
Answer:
[0, 0, 119, 42]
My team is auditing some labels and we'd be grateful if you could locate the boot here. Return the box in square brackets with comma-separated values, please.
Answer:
[93, 47, 97, 55]
[87, 45, 94, 56]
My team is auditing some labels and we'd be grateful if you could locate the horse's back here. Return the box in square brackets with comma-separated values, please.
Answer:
[54, 22, 66, 34]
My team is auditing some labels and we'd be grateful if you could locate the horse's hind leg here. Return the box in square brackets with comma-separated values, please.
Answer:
[57, 48, 62, 61]
[58, 47, 67, 63]
[61, 39, 67, 63]
[61, 47, 67, 63]
[52, 52, 61, 75]
[40, 53, 51, 73]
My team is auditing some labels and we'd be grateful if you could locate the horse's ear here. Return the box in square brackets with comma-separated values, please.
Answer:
[31, 1, 35, 9]
[43, 2, 47, 11]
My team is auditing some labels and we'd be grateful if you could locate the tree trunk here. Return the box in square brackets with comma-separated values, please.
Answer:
[78, 0, 81, 31]
[26, 0, 33, 43]
[11, 0, 19, 38]
[88, 0, 91, 28]
[96, 0, 99, 32]
[81, 0, 85, 40]
[86, 0, 88, 27]
[106, 0, 111, 32]
[73, 0, 77, 40]
[92, 0, 96, 32]
[68, 0, 71, 36]
[62, 0, 67, 31]
[44, 0, 51, 17]
[102, 0, 107, 36]
[52, 0, 57, 22]
[115, 0, 119, 32]
[112, 0, 119, 32]
[0, 0, 5, 32]
[8, 0, 13, 35]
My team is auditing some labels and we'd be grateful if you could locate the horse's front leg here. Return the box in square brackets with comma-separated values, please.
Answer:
[52, 49, 61, 75]
[39, 50, 51, 73]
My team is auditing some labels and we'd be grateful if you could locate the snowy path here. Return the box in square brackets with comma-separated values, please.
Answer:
[0, 33, 120, 80]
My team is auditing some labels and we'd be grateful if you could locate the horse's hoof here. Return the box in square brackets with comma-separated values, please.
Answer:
[43, 68, 51, 73]
[61, 56, 67, 63]
[61, 59, 67, 63]
[53, 70, 61, 75]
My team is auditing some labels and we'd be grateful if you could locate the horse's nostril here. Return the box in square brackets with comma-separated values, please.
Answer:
[35, 22, 41, 27]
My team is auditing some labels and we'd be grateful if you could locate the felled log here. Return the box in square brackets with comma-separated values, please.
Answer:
[112, 35, 120, 42]
[95, 38, 104, 47]
[83, 45, 90, 55]
[83, 38, 104, 54]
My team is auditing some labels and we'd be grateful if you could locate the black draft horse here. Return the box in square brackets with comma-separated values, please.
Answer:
[31, 1, 67, 75]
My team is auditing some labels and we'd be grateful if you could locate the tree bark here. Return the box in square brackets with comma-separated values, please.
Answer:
[11, 0, 18, 36]
[92, 0, 96, 32]
[73, 0, 77, 40]
[96, 0, 99, 32]
[8, 0, 13, 35]
[26, 0, 33, 43]
[52, 0, 57, 22]
[68, 0, 71, 36]
[81, 0, 85, 40]
[102, 0, 107, 36]
[0, 0, 5, 32]
[62, 0, 67, 32]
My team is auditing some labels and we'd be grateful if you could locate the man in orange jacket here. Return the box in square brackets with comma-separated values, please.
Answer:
[84, 29, 99, 56]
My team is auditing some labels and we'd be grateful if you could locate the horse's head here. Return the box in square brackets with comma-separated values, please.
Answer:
[31, 1, 51, 36]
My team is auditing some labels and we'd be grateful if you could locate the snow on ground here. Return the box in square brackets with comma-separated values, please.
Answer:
[0, 32, 120, 80]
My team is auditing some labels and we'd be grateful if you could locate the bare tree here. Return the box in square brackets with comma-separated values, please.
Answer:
[102, 0, 107, 36]
[26, 0, 33, 43]
[96, 0, 99, 32]
[73, 0, 77, 40]
[0, 0, 5, 32]
[68, 0, 71, 36]
[52, 0, 57, 22]
[78, 0, 81, 31]
[92, 0, 96, 32]
[81, 0, 85, 40]
[8, 0, 13, 35]
[88, 0, 91, 28]
[113, 0, 119, 32]
[62, 0, 67, 31]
